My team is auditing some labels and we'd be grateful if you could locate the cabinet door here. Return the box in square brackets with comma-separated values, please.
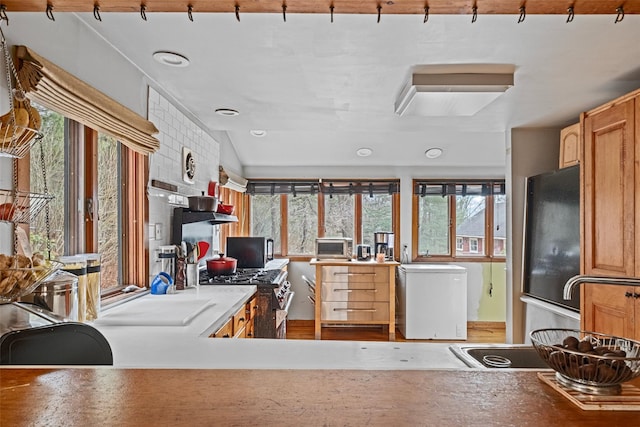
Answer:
[581, 284, 635, 338]
[210, 317, 233, 338]
[559, 123, 581, 168]
[583, 99, 635, 277]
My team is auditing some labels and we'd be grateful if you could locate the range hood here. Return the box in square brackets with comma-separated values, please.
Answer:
[172, 207, 238, 225]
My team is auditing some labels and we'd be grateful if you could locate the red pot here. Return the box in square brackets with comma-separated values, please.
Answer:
[206, 255, 237, 276]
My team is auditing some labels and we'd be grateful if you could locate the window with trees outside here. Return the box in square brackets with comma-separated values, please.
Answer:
[248, 180, 400, 259]
[412, 180, 506, 262]
[25, 102, 146, 295]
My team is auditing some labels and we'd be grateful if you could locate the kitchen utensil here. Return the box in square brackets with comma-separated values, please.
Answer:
[207, 181, 218, 197]
[188, 191, 218, 212]
[356, 244, 372, 261]
[186, 263, 199, 287]
[196, 241, 210, 261]
[19, 270, 79, 321]
[150, 272, 173, 295]
[530, 328, 640, 395]
[157, 245, 176, 281]
[216, 203, 234, 215]
[190, 244, 200, 264]
[206, 254, 237, 276]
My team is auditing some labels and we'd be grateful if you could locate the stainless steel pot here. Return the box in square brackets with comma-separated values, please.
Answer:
[19, 270, 79, 321]
[188, 192, 218, 212]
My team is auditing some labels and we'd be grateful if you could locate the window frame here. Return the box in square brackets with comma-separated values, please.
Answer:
[469, 238, 479, 253]
[19, 117, 148, 298]
[246, 179, 400, 261]
[411, 179, 506, 263]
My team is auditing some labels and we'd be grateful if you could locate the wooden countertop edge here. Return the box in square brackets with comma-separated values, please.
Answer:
[2, 369, 640, 425]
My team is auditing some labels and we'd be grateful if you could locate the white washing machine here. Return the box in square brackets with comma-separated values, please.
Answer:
[397, 264, 467, 340]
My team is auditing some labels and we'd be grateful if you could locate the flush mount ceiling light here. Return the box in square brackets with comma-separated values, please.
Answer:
[425, 148, 443, 159]
[215, 108, 240, 117]
[356, 147, 373, 157]
[250, 130, 267, 137]
[394, 66, 514, 116]
[152, 51, 190, 67]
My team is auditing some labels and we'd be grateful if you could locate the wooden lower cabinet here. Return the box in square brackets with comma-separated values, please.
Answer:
[581, 283, 639, 340]
[209, 295, 256, 339]
[210, 317, 233, 338]
[311, 259, 399, 341]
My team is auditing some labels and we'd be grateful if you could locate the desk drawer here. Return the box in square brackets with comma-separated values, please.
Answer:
[321, 301, 389, 322]
[322, 266, 389, 283]
[321, 280, 389, 302]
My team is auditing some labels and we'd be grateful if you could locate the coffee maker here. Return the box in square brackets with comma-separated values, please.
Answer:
[374, 232, 394, 260]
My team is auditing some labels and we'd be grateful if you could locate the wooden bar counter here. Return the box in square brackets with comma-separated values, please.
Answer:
[1, 368, 639, 425]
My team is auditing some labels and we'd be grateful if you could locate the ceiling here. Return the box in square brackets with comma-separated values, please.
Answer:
[6, 5, 640, 171]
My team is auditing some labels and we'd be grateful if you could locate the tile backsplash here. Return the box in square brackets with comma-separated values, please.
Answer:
[147, 88, 221, 279]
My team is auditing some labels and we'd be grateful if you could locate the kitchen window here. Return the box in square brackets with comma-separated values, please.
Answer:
[412, 180, 506, 262]
[247, 181, 319, 257]
[23, 103, 146, 294]
[247, 179, 399, 259]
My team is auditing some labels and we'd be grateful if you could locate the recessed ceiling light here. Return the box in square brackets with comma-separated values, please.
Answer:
[152, 51, 190, 68]
[250, 130, 267, 137]
[215, 108, 240, 117]
[356, 148, 373, 157]
[425, 148, 443, 159]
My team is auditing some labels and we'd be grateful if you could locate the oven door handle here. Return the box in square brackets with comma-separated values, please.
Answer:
[283, 291, 295, 313]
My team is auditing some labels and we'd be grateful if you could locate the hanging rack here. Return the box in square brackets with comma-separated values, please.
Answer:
[45, 4, 55, 21]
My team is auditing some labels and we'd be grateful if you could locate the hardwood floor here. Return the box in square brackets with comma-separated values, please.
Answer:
[285, 320, 506, 343]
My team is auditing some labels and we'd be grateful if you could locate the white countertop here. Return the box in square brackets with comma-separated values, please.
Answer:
[90, 283, 467, 370]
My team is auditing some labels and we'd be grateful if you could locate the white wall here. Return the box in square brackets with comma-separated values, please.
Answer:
[147, 88, 222, 281]
[506, 127, 562, 343]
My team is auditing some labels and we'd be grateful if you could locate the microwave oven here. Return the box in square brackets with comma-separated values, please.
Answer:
[315, 238, 353, 259]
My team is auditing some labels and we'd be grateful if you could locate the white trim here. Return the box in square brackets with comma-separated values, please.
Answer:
[520, 295, 580, 320]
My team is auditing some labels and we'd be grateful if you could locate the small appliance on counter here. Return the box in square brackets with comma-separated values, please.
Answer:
[226, 237, 274, 268]
[374, 232, 395, 260]
[315, 237, 353, 260]
[356, 244, 372, 261]
[0, 302, 113, 365]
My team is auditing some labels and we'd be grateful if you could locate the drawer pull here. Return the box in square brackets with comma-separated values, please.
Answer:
[333, 288, 377, 292]
[333, 272, 377, 276]
[333, 308, 377, 312]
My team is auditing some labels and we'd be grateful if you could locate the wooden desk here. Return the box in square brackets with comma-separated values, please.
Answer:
[311, 259, 399, 340]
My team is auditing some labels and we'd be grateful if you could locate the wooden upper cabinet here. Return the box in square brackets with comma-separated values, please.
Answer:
[582, 98, 636, 277]
[559, 123, 581, 168]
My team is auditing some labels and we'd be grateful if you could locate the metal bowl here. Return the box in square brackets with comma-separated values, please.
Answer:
[530, 328, 640, 395]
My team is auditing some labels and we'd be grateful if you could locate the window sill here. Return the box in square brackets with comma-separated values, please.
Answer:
[413, 256, 506, 263]
[101, 287, 149, 310]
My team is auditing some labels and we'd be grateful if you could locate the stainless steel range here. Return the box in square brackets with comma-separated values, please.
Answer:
[199, 268, 293, 339]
